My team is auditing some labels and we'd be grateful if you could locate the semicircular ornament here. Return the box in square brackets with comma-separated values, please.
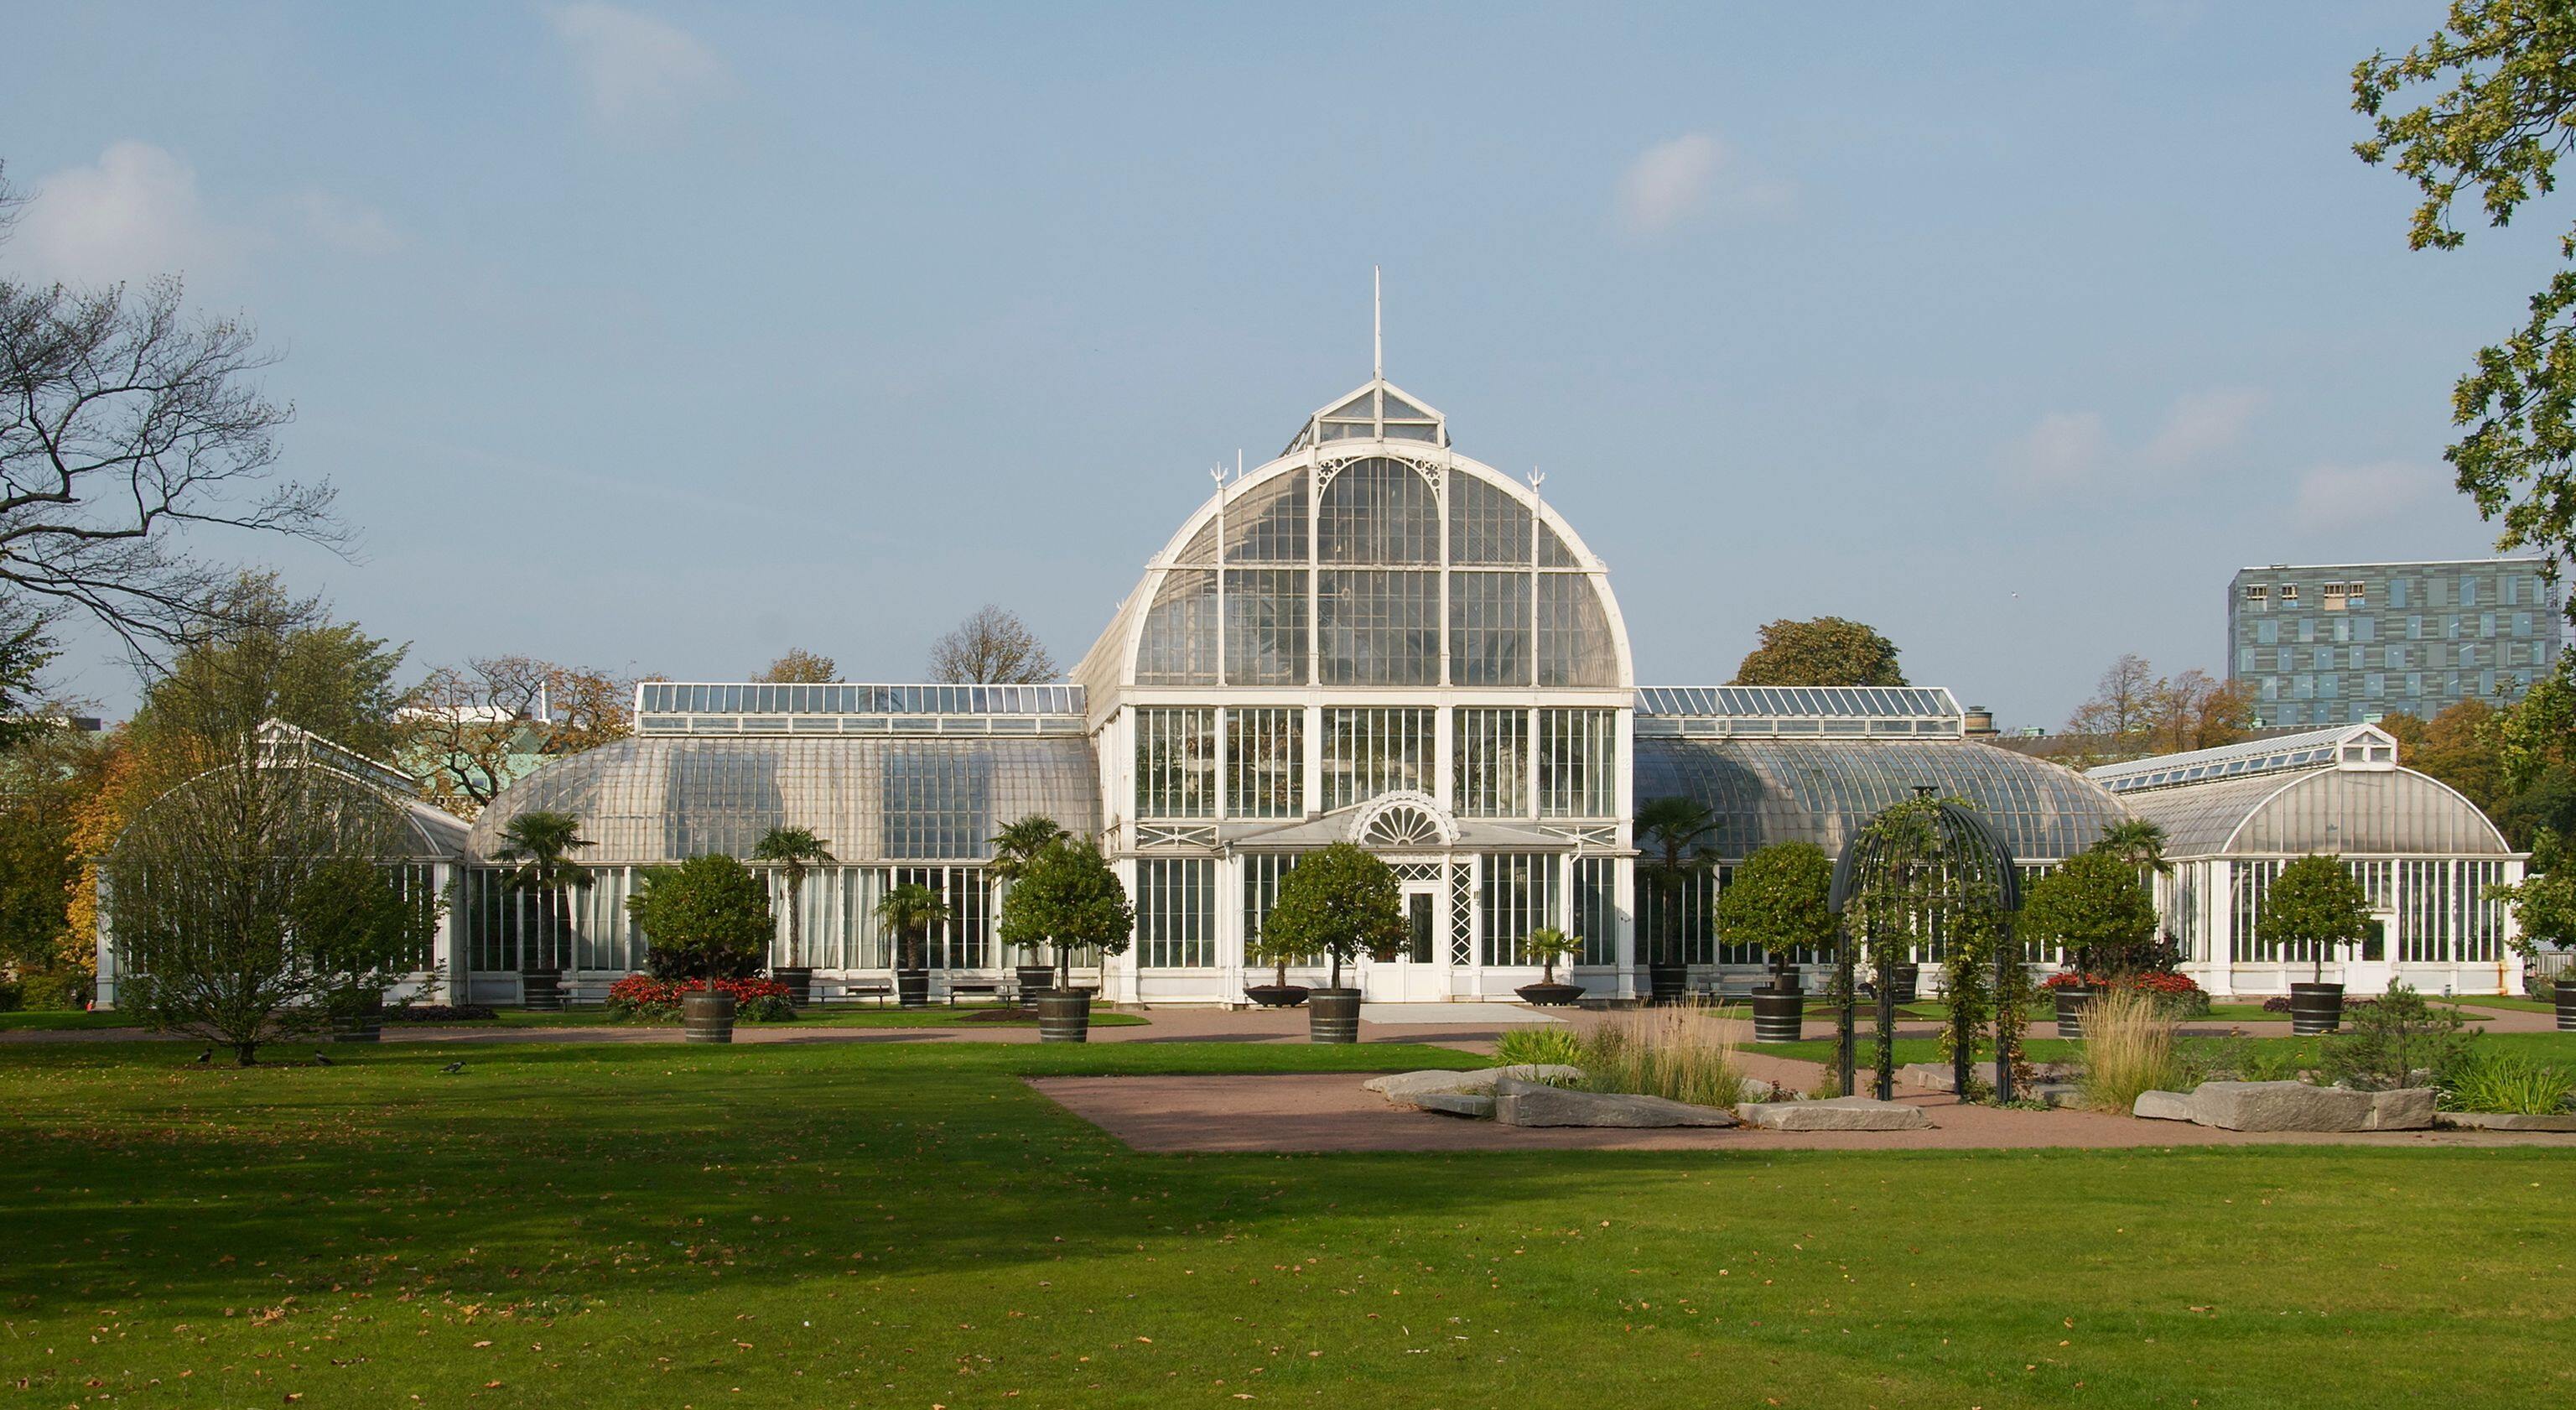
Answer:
[1348, 789, 1458, 850]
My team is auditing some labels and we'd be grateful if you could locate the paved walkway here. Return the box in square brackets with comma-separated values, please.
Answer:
[1031, 1071, 2576, 1152]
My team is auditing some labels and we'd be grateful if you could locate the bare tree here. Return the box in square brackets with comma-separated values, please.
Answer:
[2, 158, 338, 651]
[927, 606, 1057, 684]
[397, 658, 635, 816]
[2062, 653, 2158, 762]
[756, 648, 836, 683]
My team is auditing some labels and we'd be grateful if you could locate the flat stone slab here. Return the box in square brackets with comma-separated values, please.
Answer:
[1408, 1091, 1495, 1119]
[2134, 1090, 2195, 1121]
[1493, 1076, 1736, 1128]
[2366, 1088, 2436, 1132]
[1734, 1096, 1932, 1132]
[2189, 1080, 2375, 1132]
[2438, 1110, 2576, 1132]
[1365, 1064, 1581, 1104]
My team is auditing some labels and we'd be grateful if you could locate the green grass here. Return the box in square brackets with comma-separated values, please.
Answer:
[2447, 996, 2561, 1014]
[3, 1039, 2571, 1407]
[0, 1005, 1150, 1033]
[0, 1008, 139, 1031]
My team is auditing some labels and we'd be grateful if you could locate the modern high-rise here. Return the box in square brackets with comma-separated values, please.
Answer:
[2228, 559, 2564, 727]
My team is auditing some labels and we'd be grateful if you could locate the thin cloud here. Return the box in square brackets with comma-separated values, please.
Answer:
[2000, 387, 2261, 488]
[296, 190, 405, 255]
[2139, 388, 2263, 470]
[2004, 410, 2111, 486]
[2293, 460, 2439, 530]
[14, 142, 232, 285]
[1613, 132, 1791, 239]
[546, 3, 728, 127]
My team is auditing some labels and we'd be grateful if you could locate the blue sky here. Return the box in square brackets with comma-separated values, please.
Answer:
[4, 2, 2552, 726]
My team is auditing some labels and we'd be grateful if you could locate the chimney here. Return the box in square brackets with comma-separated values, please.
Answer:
[1962, 705, 1998, 736]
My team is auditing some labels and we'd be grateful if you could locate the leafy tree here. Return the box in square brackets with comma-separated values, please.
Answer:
[0, 597, 57, 747]
[1261, 842, 1404, 990]
[928, 606, 1057, 684]
[750, 825, 834, 967]
[1730, 617, 1904, 687]
[1634, 796, 1716, 967]
[1711, 841, 1835, 980]
[2355, 8, 2576, 596]
[2063, 656, 2249, 762]
[2381, 697, 2508, 816]
[2021, 851, 2161, 977]
[994, 837, 1133, 990]
[0, 719, 115, 986]
[106, 747, 438, 1064]
[2485, 826, 2576, 966]
[397, 658, 636, 816]
[2, 159, 340, 650]
[2260, 854, 2375, 985]
[875, 882, 950, 973]
[491, 810, 593, 970]
[132, 574, 408, 764]
[628, 854, 772, 981]
[756, 649, 837, 684]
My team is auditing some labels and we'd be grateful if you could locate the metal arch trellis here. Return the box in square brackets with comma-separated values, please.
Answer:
[1829, 788, 2026, 1104]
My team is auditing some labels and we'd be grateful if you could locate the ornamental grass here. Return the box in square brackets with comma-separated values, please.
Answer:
[1576, 1001, 1747, 1108]
[2076, 987, 2188, 1115]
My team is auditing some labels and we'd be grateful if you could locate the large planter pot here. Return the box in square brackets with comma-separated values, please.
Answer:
[681, 991, 736, 1044]
[520, 969, 564, 1012]
[1307, 987, 1361, 1044]
[1750, 986, 1807, 1044]
[895, 969, 932, 1009]
[1015, 964, 1059, 1008]
[1515, 981, 1585, 1007]
[1884, 964, 1922, 1004]
[330, 991, 384, 1044]
[2557, 984, 2576, 1033]
[1648, 962, 1689, 1005]
[770, 966, 814, 1010]
[1036, 989, 1093, 1043]
[2289, 981, 2346, 1036]
[1244, 983, 1311, 1008]
[2053, 985, 2095, 1036]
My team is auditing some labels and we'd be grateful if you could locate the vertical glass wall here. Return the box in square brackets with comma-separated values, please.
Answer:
[1137, 858, 1217, 968]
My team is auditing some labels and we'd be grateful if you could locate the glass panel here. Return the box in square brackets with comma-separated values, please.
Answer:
[1448, 473, 1532, 565]
[1538, 708, 1618, 818]
[1224, 469, 1309, 563]
[1318, 457, 1439, 564]
[1537, 575, 1619, 686]
[1322, 707, 1433, 809]
[1134, 707, 1218, 819]
[1453, 706, 1530, 818]
[1138, 858, 1216, 968]
[1449, 570, 1531, 686]
[1480, 852, 1561, 965]
[1226, 706, 1304, 819]
[1223, 568, 1309, 684]
[1574, 856, 1619, 965]
[1317, 570, 1439, 684]
[1136, 569, 1219, 684]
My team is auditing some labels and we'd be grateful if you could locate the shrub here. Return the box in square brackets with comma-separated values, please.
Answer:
[627, 855, 773, 981]
[2441, 1049, 2576, 1114]
[2319, 983, 2470, 1090]
[2043, 970, 2210, 1017]
[1493, 1027, 1585, 1069]
[2076, 988, 2189, 1113]
[1574, 1003, 1745, 1108]
[604, 974, 795, 1023]
[22, 970, 92, 1011]
[0, 977, 20, 1012]
[2174, 1035, 2309, 1084]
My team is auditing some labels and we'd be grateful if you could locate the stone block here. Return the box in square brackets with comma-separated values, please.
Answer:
[2132, 1090, 2195, 1122]
[2437, 1110, 2576, 1132]
[1365, 1064, 1581, 1105]
[2188, 1080, 2374, 1132]
[1732, 1096, 1932, 1132]
[1895, 1063, 1956, 1093]
[2366, 1088, 2437, 1132]
[1492, 1076, 1736, 1128]
[1407, 1091, 1494, 1119]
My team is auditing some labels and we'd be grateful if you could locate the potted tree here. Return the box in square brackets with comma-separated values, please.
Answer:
[2262, 852, 2373, 1036]
[874, 882, 948, 1009]
[1514, 927, 1585, 1007]
[626, 853, 774, 1044]
[995, 837, 1133, 1042]
[1262, 843, 1405, 1043]
[1716, 841, 1836, 1043]
[1635, 797, 1716, 1003]
[491, 809, 592, 1011]
[751, 825, 834, 1009]
[2019, 848, 2158, 1036]
[989, 814, 1071, 1005]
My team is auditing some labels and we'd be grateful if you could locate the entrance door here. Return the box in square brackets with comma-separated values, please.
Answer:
[2345, 916, 2395, 996]
[1362, 883, 1449, 1002]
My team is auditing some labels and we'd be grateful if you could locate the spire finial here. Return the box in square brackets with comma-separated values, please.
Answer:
[1372, 265, 1383, 380]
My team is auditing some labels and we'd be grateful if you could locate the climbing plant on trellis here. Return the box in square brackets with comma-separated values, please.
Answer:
[1829, 789, 2024, 1102]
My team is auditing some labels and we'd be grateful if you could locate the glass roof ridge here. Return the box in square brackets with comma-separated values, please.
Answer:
[2085, 722, 2398, 794]
[636, 681, 1087, 721]
[1634, 684, 1966, 717]
[1283, 374, 1450, 455]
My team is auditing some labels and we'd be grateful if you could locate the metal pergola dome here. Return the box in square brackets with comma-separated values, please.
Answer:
[1827, 792, 2022, 913]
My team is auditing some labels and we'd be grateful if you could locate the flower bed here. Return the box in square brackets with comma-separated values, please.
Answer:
[605, 975, 796, 1023]
[2044, 970, 2210, 1017]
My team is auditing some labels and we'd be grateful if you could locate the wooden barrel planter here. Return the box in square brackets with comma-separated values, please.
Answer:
[331, 992, 384, 1043]
[2289, 981, 2345, 1036]
[771, 966, 814, 1010]
[2053, 985, 2094, 1037]
[1015, 965, 1059, 1009]
[1750, 986, 1805, 1043]
[2555, 982, 2576, 1032]
[682, 991, 736, 1043]
[895, 969, 931, 1009]
[1648, 962, 1689, 1005]
[1037, 990, 1093, 1043]
[1308, 987, 1361, 1044]
[520, 970, 564, 1012]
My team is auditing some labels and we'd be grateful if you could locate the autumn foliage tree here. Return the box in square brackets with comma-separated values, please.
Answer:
[397, 658, 635, 816]
[755, 649, 836, 684]
[1730, 617, 1905, 687]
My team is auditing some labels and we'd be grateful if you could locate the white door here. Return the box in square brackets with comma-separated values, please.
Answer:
[2345, 915, 2396, 996]
[1362, 885, 1448, 1002]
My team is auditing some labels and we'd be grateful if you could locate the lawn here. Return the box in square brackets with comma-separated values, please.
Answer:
[3, 1039, 2569, 1408]
[0, 1005, 1151, 1033]
[2447, 996, 2560, 1015]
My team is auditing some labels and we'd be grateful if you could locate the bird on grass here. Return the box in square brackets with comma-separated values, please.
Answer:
[313, 1048, 335, 1066]
[192, 1048, 211, 1065]
[439, 1061, 465, 1074]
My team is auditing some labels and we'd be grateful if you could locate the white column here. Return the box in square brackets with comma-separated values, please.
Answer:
[92, 868, 116, 1008]
[2204, 860, 2235, 996]
[1613, 855, 1637, 1000]
[434, 861, 464, 1002]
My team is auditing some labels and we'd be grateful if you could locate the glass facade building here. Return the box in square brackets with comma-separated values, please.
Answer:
[2227, 559, 2563, 727]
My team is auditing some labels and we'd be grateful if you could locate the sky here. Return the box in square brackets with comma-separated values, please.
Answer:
[3, 1, 2558, 729]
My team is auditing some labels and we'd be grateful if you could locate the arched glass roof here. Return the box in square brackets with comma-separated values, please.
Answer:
[465, 736, 1099, 866]
[1633, 737, 2129, 864]
[2117, 765, 2513, 857]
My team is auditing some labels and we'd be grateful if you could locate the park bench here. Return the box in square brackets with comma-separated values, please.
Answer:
[947, 981, 1004, 1006]
[813, 981, 893, 1008]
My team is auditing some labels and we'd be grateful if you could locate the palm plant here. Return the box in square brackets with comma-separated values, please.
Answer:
[1634, 797, 1717, 973]
[2094, 819, 2172, 876]
[751, 825, 835, 967]
[492, 810, 593, 971]
[874, 882, 951, 975]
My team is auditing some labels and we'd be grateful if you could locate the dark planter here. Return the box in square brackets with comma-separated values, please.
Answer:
[2557, 984, 2576, 1033]
[1648, 962, 1689, 1004]
[1308, 986, 1361, 1044]
[2053, 985, 2095, 1036]
[1244, 983, 1311, 1008]
[895, 968, 931, 1009]
[1515, 981, 1585, 1007]
[1885, 964, 1922, 1004]
[681, 991, 736, 1043]
[1036, 989, 1093, 1043]
[520, 969, 564, 1012]
[771, 965, 814, 1009]
[1750, 986, 1806, 1044]
[2289, 981, 2345, 1036]
[331, 991, 384, 1043]
[1015, 964, 1059, 1008]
